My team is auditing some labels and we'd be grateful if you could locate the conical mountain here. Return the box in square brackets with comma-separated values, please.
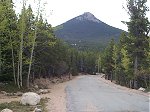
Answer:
[54, 12, 124, 48]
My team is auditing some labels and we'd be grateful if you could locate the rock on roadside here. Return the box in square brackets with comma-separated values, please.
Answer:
[1, 91, 23, 96]
[20, 92, 41, 106]
[138, 87, 145, 91]
[1, 108, 13, 112]
[33, 107, 42, 112]
[37, 89, 50, 95]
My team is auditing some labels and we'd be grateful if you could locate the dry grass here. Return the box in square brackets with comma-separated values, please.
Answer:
[0, 98, 48, 112]
[34, 78, 51, 89]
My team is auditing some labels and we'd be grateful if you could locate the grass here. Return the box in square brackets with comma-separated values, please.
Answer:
[145, 87, 150, 92]
[0, 98, 48, 112]
[0, 82, 28, 93]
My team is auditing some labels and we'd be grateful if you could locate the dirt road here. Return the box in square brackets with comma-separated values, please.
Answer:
[65, 75, 149, 112]
[0, 75, 149, 112]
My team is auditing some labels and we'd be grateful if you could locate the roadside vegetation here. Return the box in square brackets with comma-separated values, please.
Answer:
[0, 82, 27, 93]
[99, 0, 150, 90]
[0, 98, 48, 112]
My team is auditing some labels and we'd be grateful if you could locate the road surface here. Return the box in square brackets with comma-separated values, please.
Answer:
[65, 75, 149, 112]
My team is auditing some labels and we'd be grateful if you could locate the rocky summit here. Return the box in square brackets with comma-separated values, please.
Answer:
[75, 12, 101, 23]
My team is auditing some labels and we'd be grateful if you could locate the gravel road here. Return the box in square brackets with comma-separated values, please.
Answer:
[65, 75, 149, 112]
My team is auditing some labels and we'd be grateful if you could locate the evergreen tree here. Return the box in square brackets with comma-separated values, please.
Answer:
[112, 44, 118, 81]
[126, 0, 150, 88]
[121, 45, 133, 86]
[102, 39, 115, 80]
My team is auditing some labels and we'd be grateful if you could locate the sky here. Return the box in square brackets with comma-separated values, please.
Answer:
[13, 0, 150, 31]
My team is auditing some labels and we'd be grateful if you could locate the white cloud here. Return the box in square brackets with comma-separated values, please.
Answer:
[13, 0, 150, 31]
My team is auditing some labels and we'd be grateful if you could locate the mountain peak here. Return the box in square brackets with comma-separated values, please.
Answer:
[83, 12, 94, 16]
[75, 12, 101, 23]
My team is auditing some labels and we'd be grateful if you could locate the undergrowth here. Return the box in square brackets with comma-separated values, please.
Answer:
[0, 98, 48, 112]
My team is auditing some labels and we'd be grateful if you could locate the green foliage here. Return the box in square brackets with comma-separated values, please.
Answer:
[121, 47, 130, 73]
[101, 39, 115, 79]
[2, 0, 149, 91]
[0, 82, 28, 93]
[54, 13, 124, 50]
[100, 0, 150, 88]
[126, 0, 150, 88]
[0, 99, 48, 112]
[0, 0, 18, 81]
[0, 0, 99, 84]
[121, 46, 133, 82]
[126, 0, 150, 70]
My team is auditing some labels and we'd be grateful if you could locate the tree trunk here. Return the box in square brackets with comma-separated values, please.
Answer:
[0, 43, 1, 76]
[39, 68, 41, 78]
[134, 55, 138, 76]
[98, 57, 100, 73]
[27, 0, 41, 88]
[27, 37, 36, 88]
[69, 72, 72, 80]
[10, 36, 16, 84]
[144, 75, 148, 88]
[111, 73, 113, 82]
[19, 0, 26, 87]
[129, 80, 132, 88]
[134, 80, 138, 89]
[32, 72, 35, 83]
[17, 61, 20, 88]
[134, 55, 138, 89]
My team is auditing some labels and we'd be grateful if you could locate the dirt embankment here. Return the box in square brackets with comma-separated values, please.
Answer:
[96, 75, 149, 97]
[0, 77, 73, 112]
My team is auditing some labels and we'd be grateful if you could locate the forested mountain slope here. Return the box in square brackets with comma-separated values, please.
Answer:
[54, 12, 124, 49]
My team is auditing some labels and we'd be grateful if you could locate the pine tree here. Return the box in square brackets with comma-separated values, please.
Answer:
[102, 39, 115, 80]
[126, 0, 150, 88]
[112, 44, 118, 81]
[121, 46, 132, 86]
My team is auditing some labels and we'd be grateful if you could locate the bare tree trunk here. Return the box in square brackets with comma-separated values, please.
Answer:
[27, 36, 36, 88]
[32, 72, 35, 83]
[19, 30, 23, 87]
[27, 0, 41, 88]
[144, 75, 148, 88]
[134, 55, 138, 89]
[111, 72, 113, 82]
[17, 61, 20, 88]
[12, 48, 16, 84]
[134, 56, 138, 76]
[19, 0, 28, 87]
[19, 42, 23, 87]
[98, 57, 100, 73]
[0, 43, 1, 76]
[129, 80, 132, 88]
[69, 72, 71, 80]
[114, 58, 117, 81]
[19, 0, 26, 87]
[39, 68, 41, 78]
[10, 36, 16, 84]
[32, 61, 35, 83]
